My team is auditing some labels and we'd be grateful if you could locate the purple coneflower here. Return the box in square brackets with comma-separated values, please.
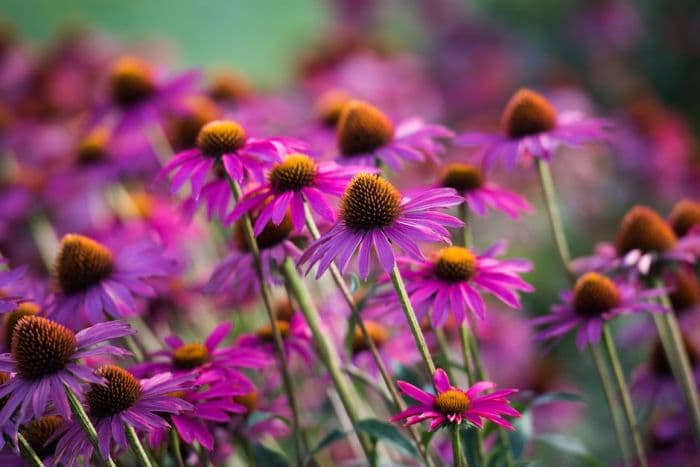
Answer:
[131, 321, 269, 390]
[455, 88, 610, 169]
[572, 205, 700, 276]
[300, 173, 463, 279]
[390, 368, 520, 431]
[0, 316, 132, 424]
[48, 233, 174, 328]
[668, 199, 700, 239]
[438, 162, 533, 219]
[382, 241, 533, 327]
[237, 313, 313, 363]
[160, 119, 303, 199]
[227, 153, 369, 234]
[533, 272, 668, 350]
[335, 100, 453, 169]
[52, 365, 192, 465]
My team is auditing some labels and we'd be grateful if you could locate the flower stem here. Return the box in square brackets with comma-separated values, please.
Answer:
[601, 326, 648, 467]
[169, 428, 185, 467]
[458, 326, 475, 385]
[125, 423, 153, 467]
[434, 327, 457, 382]
[226, 177, 306, 464]
[590, 344, 633, 467]
[451, 425, 467, 467]
[535, 159, 573, 279]
[304, 205, 435, 467]
[17, 433, 43, 467]
[653, 284, 700, 445]
[389, 264, 436, 375]
[281, 256, 377, 465]
[64, 385, 117, 467]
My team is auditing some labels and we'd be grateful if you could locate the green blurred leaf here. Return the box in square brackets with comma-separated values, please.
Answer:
[304, 428, 348, 465]
[509, 409, 533, 459]
[459, 425, 481, 467]
[534, 434, 602, 467]
[357, 418, 418, 457]
[532, 392, 585, 407]
[252, 442, 289, 467]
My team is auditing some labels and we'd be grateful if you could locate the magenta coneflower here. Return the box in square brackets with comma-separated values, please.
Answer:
[237, 313, 313, 363]
[455, 88, 610, 170]
[94, 56, 198, 136]
[227, 153, 370, 234]
[390, 368, 520, 431]
[131, 321, 269, 390]
[533, 272, 668, 350]
[438, 162, 534, 219]
[148, 381, 246, 450]
[160, 119, 304, 199]
[300, 173, 463, 279]
[335, 100, 453, 169]
[48, 233, 174, 329]
[571, 205, 700, 276]
[52, 366, 193, 465]
[381, 241, 533, 327]
[0, 317, 132, 425]
[0, 259, 26, 314]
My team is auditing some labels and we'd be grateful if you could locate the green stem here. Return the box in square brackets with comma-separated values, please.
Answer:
[389, 264, 436, 375]
[458, 326, 474, 385]
[281, 257, 377, 465]
[434, 328, 457, 382]
[304, 205, 434, 467]
[535, 159, 573, 279]
[17, 433, 43, 467]
[653, 284, 700, 445]
[458, 202, 473, 249]
[170, 428, 185, 467]
[601, 326, 648, 467]
[590, 344, 633, 467]
[65, 385, 117, 467]
[226, 177, 306, 464]
[125, 423, 153, 467]
[451, 426, 467, 467]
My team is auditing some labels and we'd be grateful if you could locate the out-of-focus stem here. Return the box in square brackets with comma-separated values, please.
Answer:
[451, 425, 467, 467]
[170, 428, 185, 467]
[602, 326, 648, 467]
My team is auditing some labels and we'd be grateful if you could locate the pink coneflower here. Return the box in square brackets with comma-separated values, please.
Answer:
[131, 321, 269, 390]
[380, 241, 533, 327]
[148, 381, 246, 450]
[455, 88, 610, 170]
[160, 119, 303, 200]
[438, 162, 534, 219]
[93, 56, 198, 136]
[390, 368, 520, 431]
[48, 234, 174, 329]
[237, 313, 313, 363]
[52, 365, 193, 465]
[572, 205, 700, 276]
[335, 100, 453, 169]
[300, 173, 463, 279]
[533, 272, 668, 350]
[0, 317, 132, 425]
[668, 199, 700, 239]
[227, 153, 369, 233]
[0, 259, 25, 314]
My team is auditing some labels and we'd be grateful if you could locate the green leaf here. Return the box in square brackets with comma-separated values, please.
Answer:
[304, 429, 348, 465]
[459, 425, 481, 467]
[534, 434, 602, 467]
[532, 392, 585, 407]
[509, 409, 533, 459]
[252, 442, 289, 467]
[356, 418, 418, 457]
[420, 429, 439, 449]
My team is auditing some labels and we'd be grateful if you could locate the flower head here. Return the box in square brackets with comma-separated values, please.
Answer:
[668, 199, 700, 238]
[533, 272, 668, 349]
[160, 119, 304, 200]
[438, 163, 533, 219]
[381, 241, 533, 327]
[0, 317, 133, 425]
[455, 88, 610, 170]
[0, 259, 26, 314]
[227, 153, 370, 234]
[53, 366, 193, 464]
[49, 233, 174, 328]
[300, 173, 463, 279]
[237, 313, 313, 363]
[391, 368, 519, 431]
[335, 100, 453, 169]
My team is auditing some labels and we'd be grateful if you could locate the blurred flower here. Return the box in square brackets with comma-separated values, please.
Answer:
[390, 368, 519, 431]
[456, 88, 610, 170]
[0, 259, 26, 314]
[237, 313, 313, 363]
[300, 173, 462, 279]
